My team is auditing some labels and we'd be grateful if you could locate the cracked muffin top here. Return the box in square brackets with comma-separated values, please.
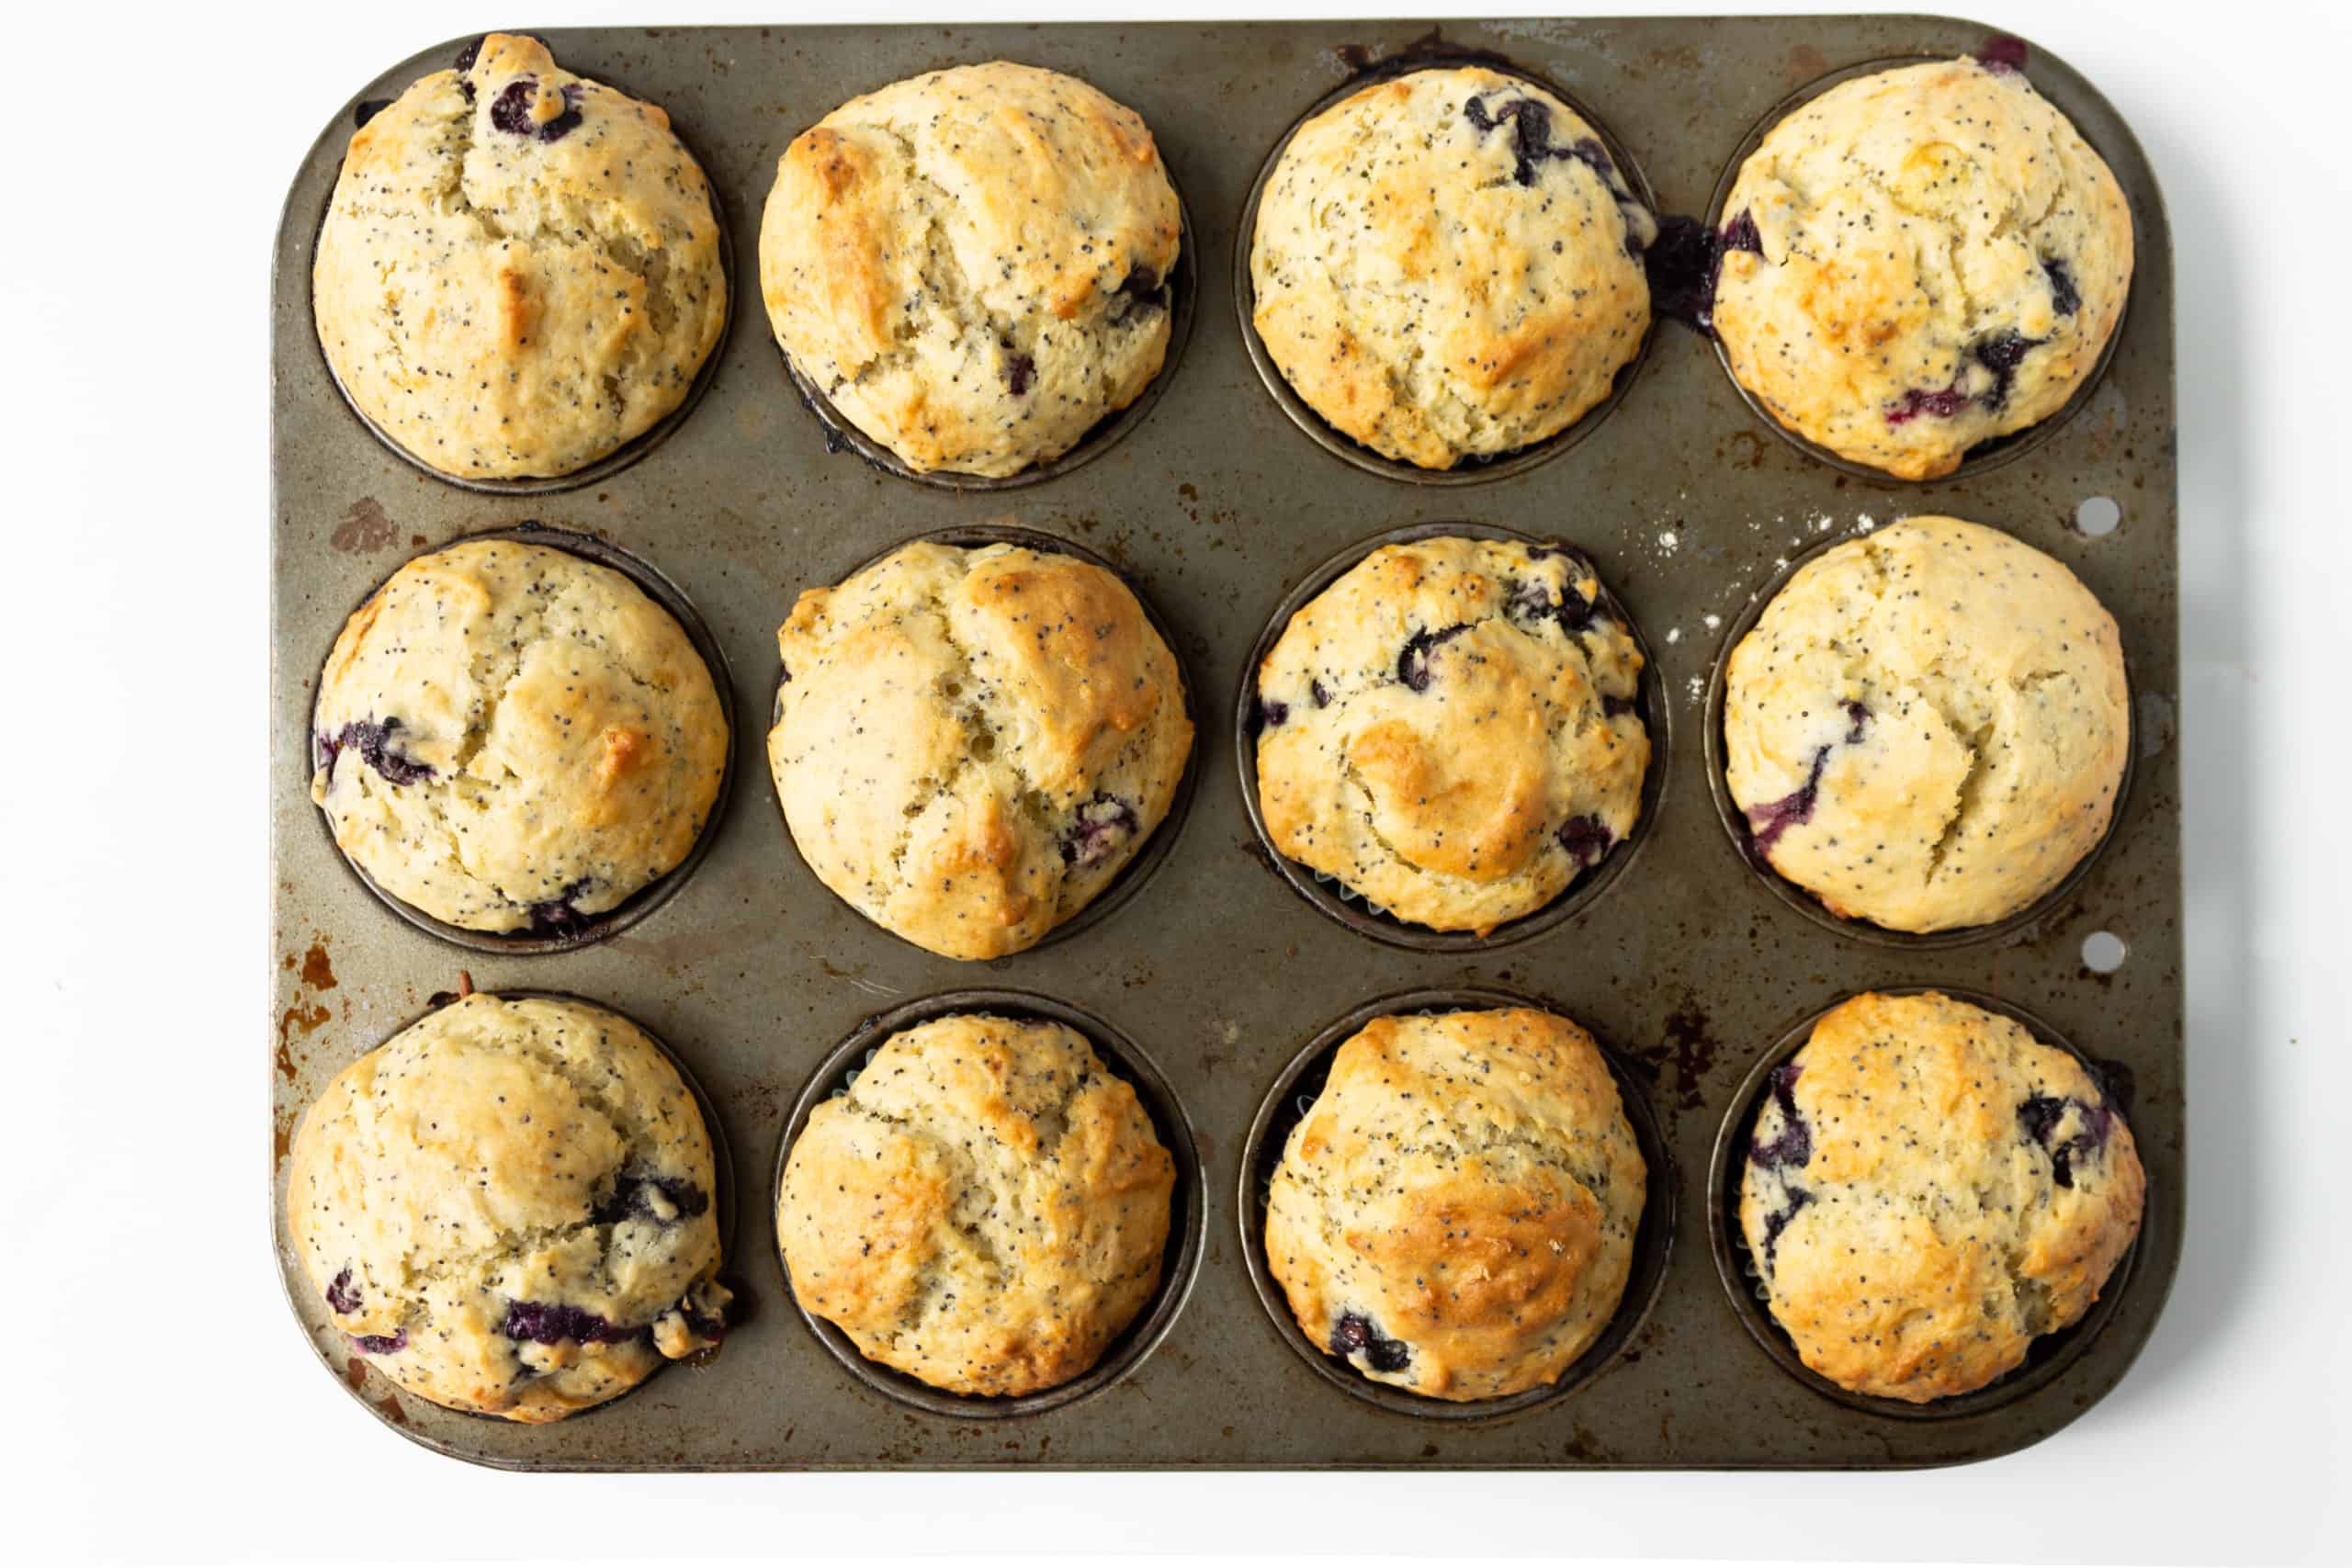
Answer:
[287, 992, 730, 1423]
[311, 536, 729, 934]
[1250, 67, 1656, 469]
[770, 540, 1192, 959]
[1253, 536, 1647, 935]
[1739, 990, 2143, 1403]
[776, 1013, 1175, 1398]
[1722, 516, 2127, 933]
[1713, 56, 2132, 479]
[312, 34, 727, 480]
[759, 62, 1181, 479]
[1265, 1008, 1647, 1402]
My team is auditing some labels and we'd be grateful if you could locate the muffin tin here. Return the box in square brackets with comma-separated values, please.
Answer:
[269, 15, 2181, 1470]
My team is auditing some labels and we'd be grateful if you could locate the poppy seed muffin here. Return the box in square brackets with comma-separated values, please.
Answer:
[777, 1013, 1175, 1397]
[1722, 516, 2127, 933]
[771, 540, 1192, 959]
[1265, 1008, 1647, 1401]
[1740, 991, 2144, 1403]
[1713, 56, 2132, 479]
[287, 992, 730, 1423]
[312, 34, 727, 480]
[311, 536, 729, 934]
[760, 62, 1182, 479]
[1254, 536, 1647, 935]
[1250, 67, 1656, 468]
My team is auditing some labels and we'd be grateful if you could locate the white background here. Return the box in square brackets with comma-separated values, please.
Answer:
[8, 1, 2345, 1562]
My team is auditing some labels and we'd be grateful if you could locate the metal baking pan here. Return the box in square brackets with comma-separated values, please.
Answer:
[270, 14, 2181, 1470]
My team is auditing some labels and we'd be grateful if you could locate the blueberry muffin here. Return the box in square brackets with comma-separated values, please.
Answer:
[1254, 536, 1646, 934]
[1250, 67, 1656, 468]
[777, 1013, 1175, 1397]
[312, 536, 729, 934]
[1740, 991, 2144, 1402]
[760, 62, 1182, 479]
[1713, 56, 2132, 479]
[1265, 1008, 1646, 1401]
[771, 541, 1192, 959]
[1723, 516, 2127, 932]
[312, 35, 727, 480]
[287, 992, 730, 1423]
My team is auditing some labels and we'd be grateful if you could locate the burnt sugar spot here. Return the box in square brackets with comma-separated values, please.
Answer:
[300, 939, 337, 991]
[330, 499, 396, 554]
[1659, 998, 1719, 1111]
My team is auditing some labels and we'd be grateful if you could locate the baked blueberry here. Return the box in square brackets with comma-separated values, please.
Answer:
[1395, 623, 1472, 692]
[316, 717, 433, 788]
[1061, 795, 1140, 870]
[488, 77, 583, 142]
[502, 1301, 628, 1346]
[1746, 1063, 1811, 1170]
[1330, 1311, 1412, 1374]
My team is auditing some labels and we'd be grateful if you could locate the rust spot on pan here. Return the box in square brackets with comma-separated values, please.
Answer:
[330, 498, 397, 553]
[277, 1002, 330, 1055]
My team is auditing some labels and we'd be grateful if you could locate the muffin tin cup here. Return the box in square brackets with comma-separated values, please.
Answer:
[1700, 51, 2133, 488]
[306, 522, 739, 957]
[1234, 48, 1659, 487]
[1700, 524, 2136, 951]
[1238, 987, 1677, 1422]
[771, 988, 1206, 1420]
[1235, 521, 1669, 953]
[293, 984, 741, 1429]
[308, 39, 736, 497]
[1706, 985, 2146, 1421]
[766, 523, 1201, 959]
[776, 184, 1200, 492]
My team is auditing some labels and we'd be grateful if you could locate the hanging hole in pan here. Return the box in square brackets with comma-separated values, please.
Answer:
[2075, 496, 2123, 537]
